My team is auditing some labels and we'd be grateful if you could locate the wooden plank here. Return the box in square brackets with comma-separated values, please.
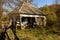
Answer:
[20, 14, 40, 17]
[20, 14, 46, 17]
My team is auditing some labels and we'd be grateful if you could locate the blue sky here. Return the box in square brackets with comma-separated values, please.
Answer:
[32, 0, 54, 8]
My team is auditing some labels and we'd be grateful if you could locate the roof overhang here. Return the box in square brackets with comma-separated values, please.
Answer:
[20, 14, 45, 17]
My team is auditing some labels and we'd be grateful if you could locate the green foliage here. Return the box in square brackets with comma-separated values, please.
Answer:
[8, 28, 60, 40]
[1, 14, 9, 21]
[40, 5, 57, 26]
[0, 14, 9, 28]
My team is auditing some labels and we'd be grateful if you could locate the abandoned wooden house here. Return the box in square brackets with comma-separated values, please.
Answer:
[8, 1, 47, 29]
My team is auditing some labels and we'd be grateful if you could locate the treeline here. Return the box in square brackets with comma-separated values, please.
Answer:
[39, 4, 60, 27]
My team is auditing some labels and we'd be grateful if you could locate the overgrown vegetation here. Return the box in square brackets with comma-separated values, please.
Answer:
[0, 0, 60, 40]
[39, 5, 58, 26]
[7, 27, 60, 40]
[0, 4, 60, 40]
[39, 5, 60, 35]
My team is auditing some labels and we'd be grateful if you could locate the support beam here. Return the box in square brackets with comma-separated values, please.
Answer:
[43, 16, 46, 27]
[20, 14, 22, 29]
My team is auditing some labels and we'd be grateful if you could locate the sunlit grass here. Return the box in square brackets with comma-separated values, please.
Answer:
[7, 27, 60, 40]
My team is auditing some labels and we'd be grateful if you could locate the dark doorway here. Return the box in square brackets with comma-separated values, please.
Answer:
[21, 17, 36, 28]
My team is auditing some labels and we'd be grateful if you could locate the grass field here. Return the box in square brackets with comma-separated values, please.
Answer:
[7, 27, 60, 40]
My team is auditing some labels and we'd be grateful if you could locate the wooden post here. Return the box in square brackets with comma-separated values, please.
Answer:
[43, 16, 46, 27]
[20, 14, 21, 29]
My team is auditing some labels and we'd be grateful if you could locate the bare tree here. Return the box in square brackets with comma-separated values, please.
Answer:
[0, 0, 4, 18]
[2, 0, 33, 13]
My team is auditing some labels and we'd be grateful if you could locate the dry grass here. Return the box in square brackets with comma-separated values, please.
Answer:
[7, 27, 60, 40]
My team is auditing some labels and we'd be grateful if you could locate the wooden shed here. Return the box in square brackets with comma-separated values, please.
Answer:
[8, 1, 47, 29]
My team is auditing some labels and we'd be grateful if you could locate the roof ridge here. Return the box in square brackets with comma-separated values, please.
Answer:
[19, 2, 26, 13]
[19, 2, 38, 12]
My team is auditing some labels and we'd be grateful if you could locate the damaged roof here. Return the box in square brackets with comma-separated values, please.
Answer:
[19, 2, 46, 15]
[8, 1, 46, 16]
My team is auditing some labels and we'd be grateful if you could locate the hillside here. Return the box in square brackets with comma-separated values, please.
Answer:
[40, 4, 60, 16]
[48, 4, 60, 17]
[49, 4, 60, 26]
[39, 4, 60, 26]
